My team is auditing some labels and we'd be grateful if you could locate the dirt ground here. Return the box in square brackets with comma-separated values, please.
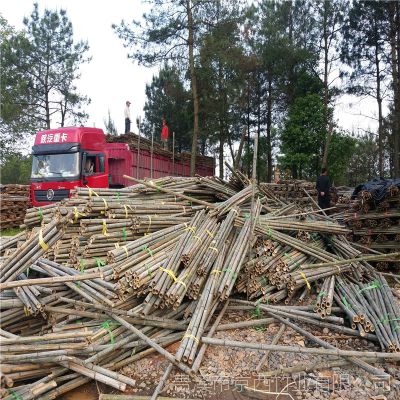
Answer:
[60, 305, 400, 400]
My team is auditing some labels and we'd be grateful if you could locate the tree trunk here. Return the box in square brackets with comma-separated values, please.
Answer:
[60, 100, 67, 127]
[389, 1, 400, 177]
[256, 79, 261, 183]
[186, 0, 199, 177]
[396, 1, 400, 176]
[44, 78, 50, 128]
[234, 126, 247, 169]
[292, 164, 298, 179]
[286, 2, 295, 106]
[266, 78, 273, 183]
[219, 121, 224, 179]
[322, 1, 330, 169]
[375, 40, 384, 177]
[227, 135, 235, 162]
[45, 37, 51, 129]
[218, 63, 225, 179]
[246, 78, 251, 177]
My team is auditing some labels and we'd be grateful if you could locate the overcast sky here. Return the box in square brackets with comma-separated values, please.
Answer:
[2, 0, 157, 136]
[2, 0, 381, 145]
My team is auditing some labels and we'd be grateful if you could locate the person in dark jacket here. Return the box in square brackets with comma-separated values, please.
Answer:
[316, 168, 331, 210]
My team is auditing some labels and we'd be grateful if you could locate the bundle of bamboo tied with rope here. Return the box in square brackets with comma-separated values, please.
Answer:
[344, 179, 400, 270]
[0, 185, 30, 229]
[1, 173, 400, 399]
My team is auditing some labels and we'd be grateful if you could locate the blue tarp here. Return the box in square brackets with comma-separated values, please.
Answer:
[352, 178, 400, 202]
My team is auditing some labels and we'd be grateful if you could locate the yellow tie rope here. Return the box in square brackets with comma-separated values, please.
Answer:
[38, 229, 49, 251]
[300, 271, 311, 290]
[102, 220, 110, 236]
[86, 185, 99, 198]
[73, 207, 86, 223]
[182, 333, 199, 344]
[159, 267, 178, 283]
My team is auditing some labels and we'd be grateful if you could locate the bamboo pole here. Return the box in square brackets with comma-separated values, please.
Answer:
[107, 312, 196, 378]
[255, 324, 285, 372]
[100, 396, 198, 400]
[137, 116, 141, 179]
[301, 252, 400, 269]
[150, 363, 173, 400]
[151, 128, 154, 179]
[123, 175, 215, 208]
[0, 271, 102, 291]
[303, 188, 328, 217]
[191, 300, 229, 373]
[201, 337, 400, 361]
[261, 357, 378, 377]
[172, 131, 175, 176]
[216, 318, 275, 331]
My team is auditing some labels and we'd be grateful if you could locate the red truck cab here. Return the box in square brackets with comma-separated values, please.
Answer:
[30, 127, 108, 206]
[30, 126, 215, 207]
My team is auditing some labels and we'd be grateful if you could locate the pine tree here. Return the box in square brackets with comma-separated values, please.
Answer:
[103, 110, 118, 135]
[341, 1, 391, 177]
[198, 1, 245, 178]
[313, 0, 348, 168]
[0, 16, 36, 156]
[387, 1, 400, 176]
[113, 0, 212, 176]
[142, 66, 192, 152]
[5, 3, 91, 130]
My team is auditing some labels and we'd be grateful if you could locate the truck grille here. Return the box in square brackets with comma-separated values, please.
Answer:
[34, 189, 70, 202]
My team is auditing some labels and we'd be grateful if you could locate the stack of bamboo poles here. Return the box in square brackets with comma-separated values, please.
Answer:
[0, 185, 30, 229]
[224, 162, 251, 190]
[0, 184, 29, 196]
[260, 180, 318, 204]
[344, 184, 400, 269]
[106, 132, 215, 171]
[0, 231, 27, 256]
[334, 274, 400, 351]
[2, 175, 400, 399]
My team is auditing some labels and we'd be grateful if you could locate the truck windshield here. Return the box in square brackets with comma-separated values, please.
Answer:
[31, 153, 80, 179]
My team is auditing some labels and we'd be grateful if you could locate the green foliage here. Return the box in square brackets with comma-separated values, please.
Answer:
[142, 66, 193, 152]
[341, 1, 393, 176]
[279, 94, 327, 179]
[347, 134, 380, 186]
[3, 4, 90, 131]
[0, 227, 24, 237]
[115, 0, 396, 184]
[0, 17, 36, 156]
[198, 3, 245, 176]
[113, 0, 190, 66]
[341, 1, 390, 98]
[242, 134, 277, 182]
[250, 305, 262, 319]
[0, 153, 32, 184]
[113, 0, 224, 174]
[103, 110, 118, 135]
[327, 133, 357, 185]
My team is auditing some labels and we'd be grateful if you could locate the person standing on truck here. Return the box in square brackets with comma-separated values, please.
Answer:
[316, 168, 331, 210]
[124, 101, 131, 133]
[161, 118, 169, 150]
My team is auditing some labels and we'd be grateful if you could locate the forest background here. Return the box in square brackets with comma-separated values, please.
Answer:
[1, 0, 399, 187]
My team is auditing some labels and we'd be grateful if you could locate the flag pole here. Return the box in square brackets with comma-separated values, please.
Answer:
[151, 127, 154, 179]
[137, 116, 141, 179]
[172, 131, 175, 176]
